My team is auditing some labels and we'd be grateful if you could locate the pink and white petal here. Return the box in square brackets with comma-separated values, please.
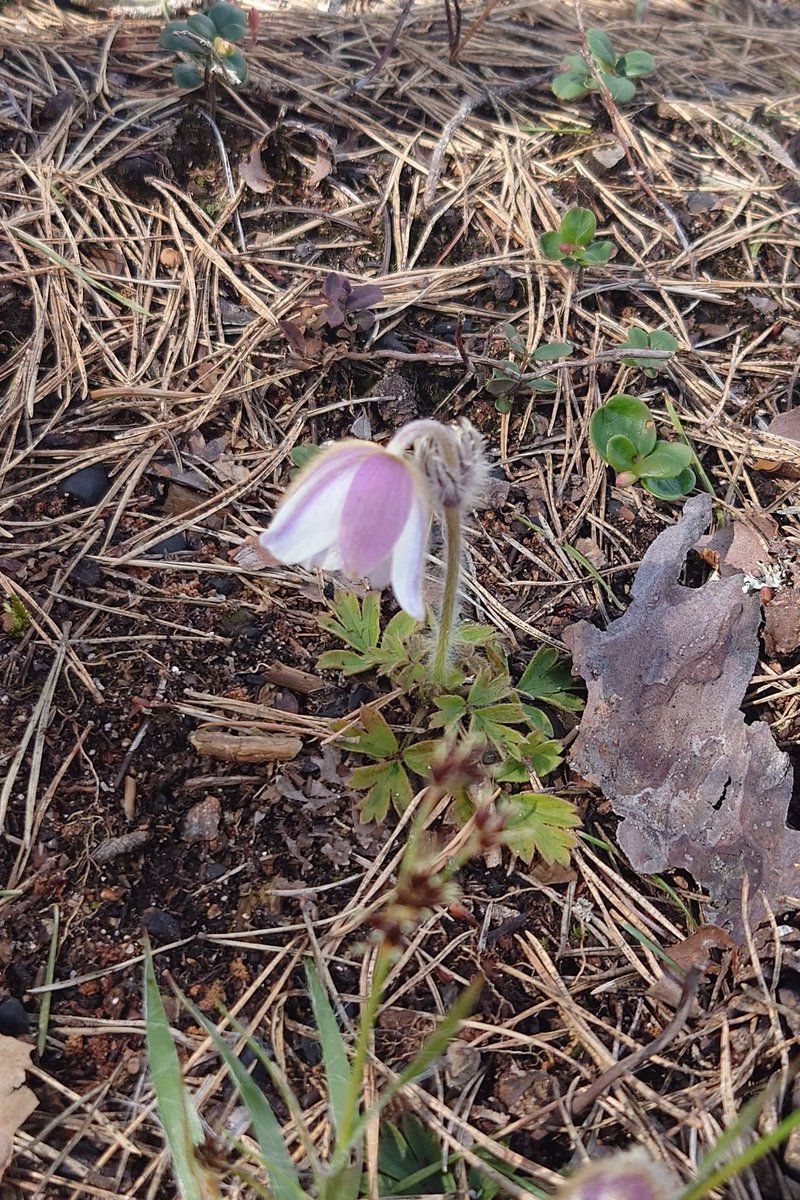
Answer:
[259, 443, 374, 565]
[388, 491, 430, 620]
[339, 454, 413, 577]
[364, 555, 392, 590]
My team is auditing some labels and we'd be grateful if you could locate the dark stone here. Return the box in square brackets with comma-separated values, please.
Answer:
[57, 464, 110, 504]
[0, 997, 30, 1036]
[204, 862, 227, 882]
[146, 532, 188, 556]
[141, 908, 182, 942]
[70, 558, 102, 587]
[209, 575, 240, 596]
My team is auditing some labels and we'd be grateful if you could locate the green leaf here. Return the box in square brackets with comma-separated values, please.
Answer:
[208, 1, 247, 40]
[318, 590, 380, 654]
[586, 27, 616, 68]
[523, 704, 554, 735]
[604, 433, 639, 474]
[346, 707, 398, 759]
[641, 467, 696, 500]
[494, 397, 513, 414]
[486, 365, 520, 397]
[637, 440, 693, 479]
[316, 649, 379, 675]
[429, 694, 467, 729]
[222, 50, 248, 85]
[401, 739, 439, 777]
[143, 946, 206, 1200]
[160, 20, 198, 51]
[648, 330, 678, 352]
[552, 71, 590, 100]
[576, 239, 613, 265]
[532, 341, 572, 361]
[304, 960, 350, 1139]
[353, 761, 413, 821]
[502, 322, 527, 357]
[531, 378, 557, 394]
[175, 991, 305, 1200]
[495, 732, 564, 782]
[172, 63, 203, 89]
[625, 326, 648, 350]
[601, 72, 637, 102]
[468, 669, 513, 709]
[517, 646, 583, 713]
[185, 12, 217, 38]
[501, 792, 581, 866]
[539, 230, 566, 260]
[560, 207, 596, 247]
[589, 394, 656, 459]
[618, 49, 656, 78]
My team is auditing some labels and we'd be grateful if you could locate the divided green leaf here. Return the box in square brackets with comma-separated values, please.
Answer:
[500, 793, 581, 866]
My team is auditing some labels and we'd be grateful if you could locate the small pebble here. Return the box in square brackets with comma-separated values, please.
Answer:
[57, 464, 110, 504]
[141, 908, 182, 942]
[182, 796, 221, 843]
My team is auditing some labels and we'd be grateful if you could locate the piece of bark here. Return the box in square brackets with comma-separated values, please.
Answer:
[189, 728, 302, 763]
[564, 494, 798, 938]
[0, 1037, 38, 1183]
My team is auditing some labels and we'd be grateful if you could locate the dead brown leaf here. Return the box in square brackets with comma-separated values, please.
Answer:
[0, 1037, 38, 1182]
[693, 512, 777, 576]
[564, 494, 798, 937]
[239, 146, 272, 194]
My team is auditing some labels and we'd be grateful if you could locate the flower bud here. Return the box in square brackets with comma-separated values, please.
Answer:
[415, 419, 488, 511]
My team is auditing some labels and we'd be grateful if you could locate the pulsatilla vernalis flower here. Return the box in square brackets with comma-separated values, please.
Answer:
[259, 439, 431, 620]
[554, 1148, 679, 1200]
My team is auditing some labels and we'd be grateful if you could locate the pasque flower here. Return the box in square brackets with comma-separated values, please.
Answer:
[259, 418, 488, 676]
[259, 438, 431, 620]
[553, 1148, 679, 1200]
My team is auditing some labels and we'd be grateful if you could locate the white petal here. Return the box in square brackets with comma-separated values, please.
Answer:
[388, 491, 430, 620]
[259, 446, 371, 565]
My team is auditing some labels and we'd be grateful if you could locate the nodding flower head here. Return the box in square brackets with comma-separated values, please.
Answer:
[259, 440, 431, 620]
[258, 418, 489, 624]
[410, 418, 488, 510]
[554, 1149, 679, 1200]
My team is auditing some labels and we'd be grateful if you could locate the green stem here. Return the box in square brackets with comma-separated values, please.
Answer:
[664, 396, 717, 499]
[430, 505, 462, 684]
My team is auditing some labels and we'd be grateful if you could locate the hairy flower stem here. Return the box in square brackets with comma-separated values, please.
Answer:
[430, 505, 462, 684]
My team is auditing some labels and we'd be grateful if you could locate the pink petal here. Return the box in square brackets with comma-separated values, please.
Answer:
[259, 443, 374, 565]
[388, 488, 429, 620]
[339, 454, 413, 577]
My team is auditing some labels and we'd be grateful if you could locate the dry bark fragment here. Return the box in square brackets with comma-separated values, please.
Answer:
[189, 728, 302, 763]
[564, 494, 798, 938]
[0, 1037, 38, 1182]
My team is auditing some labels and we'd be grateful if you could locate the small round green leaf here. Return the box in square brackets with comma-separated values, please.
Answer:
[590, 394, 656, 458]
[160, 20, 195, 51]
[577, 239, 614, 265]
[619, 49, 656, 78]
[560, 207, 596, 247]
[540, 230, 566, 260]
[641, 467, 695, 500]
[186, 13, 217, 39]
[637, 440, 693, 479]
[494, 397, 513, 414]
[605, 433, 639, 474]
[531, 378, 557, 393]
[601, 72, 637, 103]
[648, 329, 678, 353]
[625, 326, 648, 350]
[225, 50, 248, 84]
[208, 2, 247, 40]
[552, 72, 591, 100]
[172, 62, 203, 89]
[532, 341, 573, 361]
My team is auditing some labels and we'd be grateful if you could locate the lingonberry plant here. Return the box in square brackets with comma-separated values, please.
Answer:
[552, 27, 656, 103]
[485, 322, 573, 413]
[590, 394, 695, 499]
[621, 326, 679, 377]
[540, 207, 614, 269]
[160, 2, 248, 91]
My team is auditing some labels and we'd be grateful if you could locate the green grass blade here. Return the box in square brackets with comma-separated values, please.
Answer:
[143, 945, 206, 1200]
[304, 959, 351, 1139]
[176, 993, 306, 1200]
[676, 1093, 800, 1200]
[8, 227, 151, 316]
